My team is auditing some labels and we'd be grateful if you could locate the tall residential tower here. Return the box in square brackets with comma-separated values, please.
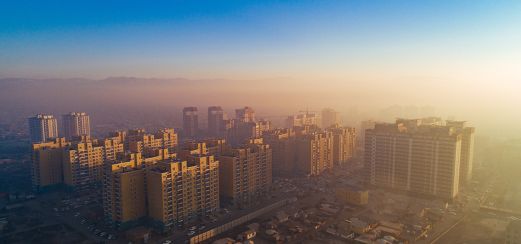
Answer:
[28, 114, 59, 142]
[62, 112, 91, 140]
[183, 107, 199, 138]
[365, 119, 463, 199]
[208, 106, 225, 137]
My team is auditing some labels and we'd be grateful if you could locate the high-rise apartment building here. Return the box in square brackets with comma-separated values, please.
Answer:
[62, 112, 90, 140]
[32, 136, 125, 191]
[31, 138, 69, 190]
[286, 113, 320, 128]
[321, 108, 340, 128]
[103, 149, 176, 227]
[205, 139, 228, 156]
[28, 114, 59, 142]
[364, 119, 463, 199]
[126, 128, 178, 153]
[328, 125, 357, 165]
[208, 106, 225, 137]
[218, 139, 272, 207]
[446, 120, 475, 186]
[103, 153, 147, 227]
[296, 131, 333, 176]
[359, 120, 376, 149]
[235, 106, 256, 122]
[183, 107, 199, 138]
[227, 120, 262, 146]
[63, 137, 124, 189]
[263, 128, 296, 175]
[146, 156, 219, 230]
[155, 128, 179, 151]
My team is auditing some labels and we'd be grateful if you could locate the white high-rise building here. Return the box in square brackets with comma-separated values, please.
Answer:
[62, 112, 91, 140]
[28, 114, 58, 142]
[446, 120, 475, 186]
[365, 119, 463, 199]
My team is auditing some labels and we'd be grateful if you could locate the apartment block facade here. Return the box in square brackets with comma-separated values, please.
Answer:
[103, 153, 147, 226]
[62, 112, 91, 140]
[364, 120, 463, 199]
[446, 120, 475, 186]
[146, 156, 219, 230]
[263, 128, 296, 175]
[31, 138, 70, 190]
[103, 149, 176, 227]
[208, 106, 225, 137]
[126, 128, 178, 153]
[295, 131, 333, 176]
[321, 108, 340, 128]
[28, 114, 59, 142]
[63, 137, 124, 189]
[328, 125, 357, 165]
[183, 107, 199, 138]
[218, 139, 272, 206]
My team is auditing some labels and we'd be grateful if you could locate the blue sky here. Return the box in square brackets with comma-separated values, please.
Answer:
[1, 0, 520, 79]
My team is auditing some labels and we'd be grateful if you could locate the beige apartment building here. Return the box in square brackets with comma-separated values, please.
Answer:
[263, 128, 296, 175]
[103, 149, 176, 227]
[235, 106, 256, 122]
[227, 120, 263, 146]
[218, 139, 272, 207]
[31, 138, 70, 190]
[62, 112, 90, 140]
[103, 153, 147, 226]
[28, 114, 59, 142]
[321, 108, 340, 128]
[146, 156, 219, 230]
[127, 128, 178, 153]
[446, 120, 475, 186]
[286, 112, 320, 128]
[63, 136, 124, 189]
[296, 131, 333, 176]
[364, 119, 463, 199]
[328, 125, 357, 166]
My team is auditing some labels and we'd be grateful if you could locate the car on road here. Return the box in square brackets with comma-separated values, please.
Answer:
[99, 232, 107, 237]
[162, 240, 172, 244]
[107, 234, 116, 240]
[199, 225, 206, 230]
[187, 231, 196, 236]
[188, 226, 197, 231]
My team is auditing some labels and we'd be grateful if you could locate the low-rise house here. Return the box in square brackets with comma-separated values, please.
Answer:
[237, 229, 256, 241]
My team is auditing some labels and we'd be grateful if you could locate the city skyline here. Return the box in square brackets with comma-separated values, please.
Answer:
[0, 2, 520, 243]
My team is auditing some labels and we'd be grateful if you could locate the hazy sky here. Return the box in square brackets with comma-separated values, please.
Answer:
[1, 1, 520, 138]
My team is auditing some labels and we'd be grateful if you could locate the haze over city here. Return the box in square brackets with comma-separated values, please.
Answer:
[0, 1, 520, 244]
[2, 1, 521, 139]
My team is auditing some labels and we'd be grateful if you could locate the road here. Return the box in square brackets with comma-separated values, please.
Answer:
[429, 214, 468, 244]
